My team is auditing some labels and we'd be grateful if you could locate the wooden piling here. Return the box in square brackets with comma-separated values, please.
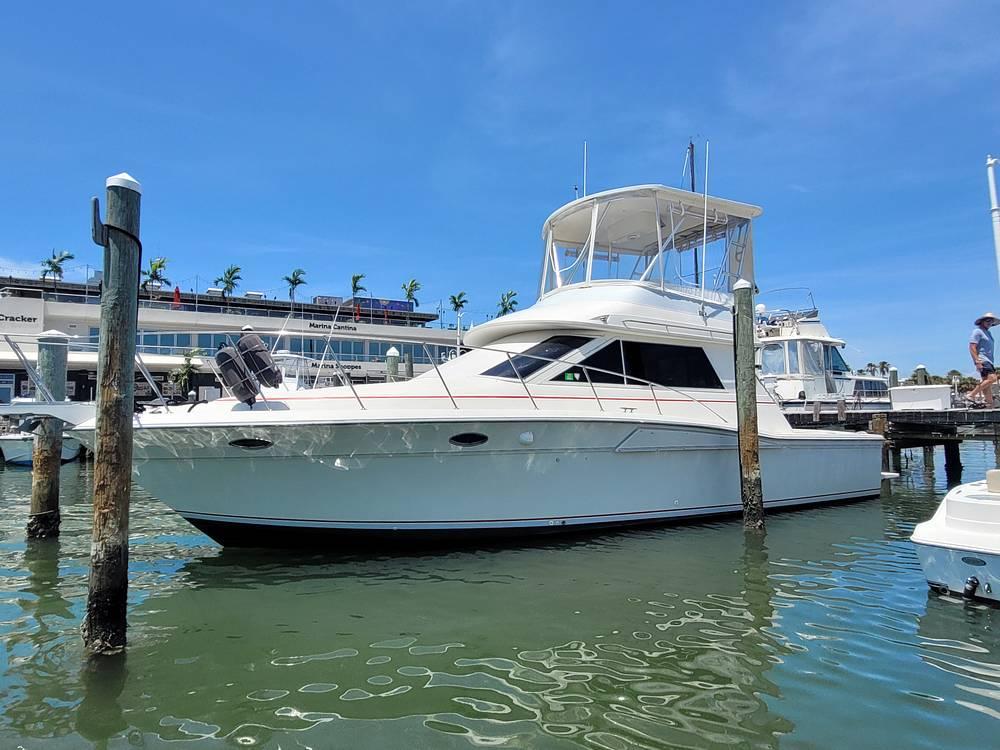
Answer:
[888, 367, 899, 388]
[836, 399, 846, 422]
[869, 413, 890, 472]
[26, 332, 69, 539]
[403, 352, 414, 380]
[386, 346, 399, 383]
[923, 445, 935, 469]
[82, 173, 142, 654]
[915, 365, 929, 386]
[811, 400, 821, 422]
[732, 279, 764, 531]
[944, 440, 963, 485]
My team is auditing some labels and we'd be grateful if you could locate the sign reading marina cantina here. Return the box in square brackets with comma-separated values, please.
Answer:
[0, 298, 44, 334]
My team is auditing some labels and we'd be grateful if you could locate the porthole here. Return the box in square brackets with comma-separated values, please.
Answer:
[449, 432, 488, 447]
[229, 437, 273, 450]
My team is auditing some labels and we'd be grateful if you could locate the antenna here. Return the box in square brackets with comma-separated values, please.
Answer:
[573, 184, 579, 199]
[700, 140, 710, 303]
[582, 140, 588, 197]
[689, 139, 700, 285]
[988, 155, 1000, 286]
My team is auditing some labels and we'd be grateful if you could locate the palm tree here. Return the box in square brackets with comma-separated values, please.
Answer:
[169, 348, 203, 399]
[401, 279, 421, 326]
[40, 250, 75, 290]
[877, 361, 890, 377]
[449, 291, 468, 331]
[497, 290, 518, 316]
[214, 265, 242, 301]
[283, 268, 307, 302]
[351, 273, 366, 298]
[140, 257, 170, 298]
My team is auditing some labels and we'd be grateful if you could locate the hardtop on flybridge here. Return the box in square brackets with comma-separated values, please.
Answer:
[63, 183, 883, 547]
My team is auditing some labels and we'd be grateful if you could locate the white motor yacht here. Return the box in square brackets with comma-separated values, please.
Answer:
[756, 306, 890, 413]
[67, 185, 883, 546]
[912, 472, 1000, 601]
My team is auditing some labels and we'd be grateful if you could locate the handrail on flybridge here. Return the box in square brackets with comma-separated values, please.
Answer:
[0, 328, 733, 425]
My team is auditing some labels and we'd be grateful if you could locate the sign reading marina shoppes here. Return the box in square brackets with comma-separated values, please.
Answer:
[0, 298, 44, 335]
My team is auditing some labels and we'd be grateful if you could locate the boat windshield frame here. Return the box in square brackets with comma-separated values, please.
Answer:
[539, 185, 761, 304]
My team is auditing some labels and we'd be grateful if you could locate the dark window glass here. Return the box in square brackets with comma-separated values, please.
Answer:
[482, 336, 592, 379]
[622, 341, 723, 389]
[554, 340, 723, 389]
[554, 341, 625, 384]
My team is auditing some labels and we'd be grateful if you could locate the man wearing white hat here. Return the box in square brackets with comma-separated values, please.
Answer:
[969, 312, 1000, 407]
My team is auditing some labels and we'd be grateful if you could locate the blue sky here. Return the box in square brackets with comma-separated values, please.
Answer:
[1, 2, 998, 374]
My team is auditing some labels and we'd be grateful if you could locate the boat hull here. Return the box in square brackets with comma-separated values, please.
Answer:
[99, 419, 881, 547]
[0, 435, 81, 466]
[913, 542, 1000, 602]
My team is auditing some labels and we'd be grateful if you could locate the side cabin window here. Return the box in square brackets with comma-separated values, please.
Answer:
[853, 379, 888, 397]
[760, 343, 786, 375]
[481, 335, 592, 379]
[787, 341, 800, 374]
[553, 340, 724, 389]
[824, 344, 850, 373]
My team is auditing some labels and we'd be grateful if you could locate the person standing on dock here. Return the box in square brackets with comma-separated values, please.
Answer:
[968, 312, 999, 407]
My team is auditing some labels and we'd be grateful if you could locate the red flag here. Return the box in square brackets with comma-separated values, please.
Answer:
[172, 286, 181, 309]
[354, 302, 361, 322]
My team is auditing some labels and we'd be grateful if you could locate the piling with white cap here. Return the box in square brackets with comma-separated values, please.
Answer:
[386, 346, 399, 383]
[27, 330, 69, 539]
[733, 279, 765, 531]
[83, 172, 142, 654]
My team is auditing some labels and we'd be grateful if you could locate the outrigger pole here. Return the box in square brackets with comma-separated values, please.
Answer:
[988, 155, 1000, 287]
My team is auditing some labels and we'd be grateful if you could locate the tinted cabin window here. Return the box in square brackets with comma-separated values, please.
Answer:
[554, 340, 724, 389]
[556, 340, 625, 383]
[482, 336, 592, 379]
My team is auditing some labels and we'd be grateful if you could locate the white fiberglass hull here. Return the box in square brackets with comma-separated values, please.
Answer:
[86, 419, 881, 546]
[0, 435, 81, 466]
[912, 479, 1000, 602]
[912, 542, 1000, 602]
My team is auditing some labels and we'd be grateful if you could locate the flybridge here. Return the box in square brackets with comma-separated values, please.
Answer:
[539, 185, 761, 303]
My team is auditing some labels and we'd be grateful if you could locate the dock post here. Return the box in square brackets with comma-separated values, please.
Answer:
[890, 447, 903, 473]
[403, 352, 414, 380]
[811, 400, 821, 423]
[733, 279, 765, 531]
[915, 365, 929, 386]
[385, 346, 399, 383]
[888, 367, 899, 388]
[82, 173, 142, 654]
[836, 399, 846, 422]
[869, 413, 890, 472]
[26, 331, 69, 539]
[944, 440, 963, 485]
[923, 445, 935, 469]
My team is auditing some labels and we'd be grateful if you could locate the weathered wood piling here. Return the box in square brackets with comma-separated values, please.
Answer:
[733, 279, 765, 531]
[82, 173, 142, 654]
[26, 332, 69, 539]
[915, 365, 929, 386]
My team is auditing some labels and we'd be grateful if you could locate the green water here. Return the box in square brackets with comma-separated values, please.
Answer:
[2, 446, 1000, 749]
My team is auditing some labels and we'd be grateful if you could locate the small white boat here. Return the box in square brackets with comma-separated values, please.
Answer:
[912, 471, 1000, 601]
[0, 433, 81, 466]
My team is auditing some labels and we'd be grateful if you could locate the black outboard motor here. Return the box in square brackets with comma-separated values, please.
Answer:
[237, 333, 283, 388]
[216, 346, 258, 406]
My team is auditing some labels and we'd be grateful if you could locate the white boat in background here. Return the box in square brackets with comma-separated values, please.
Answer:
[0, 432, 81, 466]
[756, 305, 890, 413]
[912, 471, 1000, 601]
[65, 184, 883, 547]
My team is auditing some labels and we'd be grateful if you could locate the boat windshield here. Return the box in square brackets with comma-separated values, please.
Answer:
[540, 186, 758, 300]
[481, 335, 592, 379]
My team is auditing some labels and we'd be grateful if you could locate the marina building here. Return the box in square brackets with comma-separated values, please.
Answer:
[0, 276, 457, 403]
